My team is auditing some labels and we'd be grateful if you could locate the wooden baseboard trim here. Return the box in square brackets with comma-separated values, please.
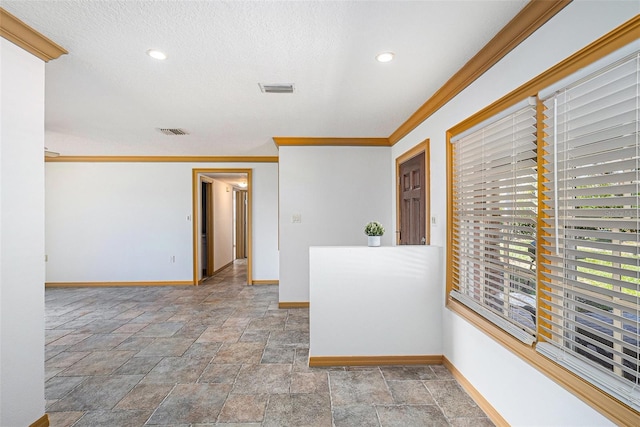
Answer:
[213, 261, 234, 275]
[29, 414, 49, 427]
[278, 301, 310, 309]
[252, 279, 279, 285]
[309, 355, 443, 367]
[442, 356, 508, 427]
[45, 281, 193, 288]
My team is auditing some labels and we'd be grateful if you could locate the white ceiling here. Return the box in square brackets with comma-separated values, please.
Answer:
[3, 0, 528, 156]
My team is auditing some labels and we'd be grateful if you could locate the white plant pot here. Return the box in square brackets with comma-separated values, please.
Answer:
[368, 235, 381, 247]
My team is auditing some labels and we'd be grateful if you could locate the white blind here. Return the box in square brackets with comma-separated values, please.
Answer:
[539, 50, 640, 411]
[451, 98, 538, 342]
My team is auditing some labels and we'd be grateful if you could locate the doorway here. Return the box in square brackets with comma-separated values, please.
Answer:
[193, 169, 252, 285]
[396, 139, 430, 245]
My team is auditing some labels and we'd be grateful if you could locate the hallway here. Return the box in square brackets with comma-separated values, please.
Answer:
[44, 261, 493, 426]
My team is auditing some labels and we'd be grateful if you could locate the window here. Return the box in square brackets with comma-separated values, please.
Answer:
[537, 46, 639, 410]
[449, 43, 640, 412]
[450, 98, 538, 344]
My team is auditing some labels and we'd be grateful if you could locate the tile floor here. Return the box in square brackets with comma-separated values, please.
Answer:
[45, 260, 494, 426]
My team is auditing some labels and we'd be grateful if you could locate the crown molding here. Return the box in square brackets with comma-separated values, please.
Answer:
[0, 8, 67, 62]
[448, 13, 640, 138]
[273, 137, 391, 147]
[45, 156, 279, 163]
[388, 0, 572, 145]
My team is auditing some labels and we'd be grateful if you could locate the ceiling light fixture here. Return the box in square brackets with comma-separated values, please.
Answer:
[238, 182, 248, 188]
[376, 52, 395, 63]
[147, 49, 167, 60]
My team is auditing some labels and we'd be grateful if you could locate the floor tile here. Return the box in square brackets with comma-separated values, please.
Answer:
[376, 404, 449, 427]
[47, 375, 142, 411]
[45, 375, 86, 399]
[135, 322, 184, 337]
[140, 356, 209, 384]
[198, 363, 242, 384]
[448, 417, 495, 426]
[49, 333, 92, 346]
[47, 411, 84, 427]
[329, 370, 393, 406]
[268, 330, 309, 348]
[212, 342, 265, 364]
[290, 371, 329, 394]
[247, 316, 286, 331]
[112, 322, 149, 334]
[332, 404, 380, 427]
[232, 364, 291, 394]
[45, 351, 91, 369]
[146, 383, 231, 424]
[263, 393, 332, 427]
[67, 333, 131, 352]
[239, 329, 271, 343]
[45, 329, 73, 344]
[261, 346, 295, 364]
[114, 383, 173, 410]
[182, 341, 222, 358]
[135, 337, 195, 357]
[380, 365, 436, 381]
[217, 394, 268, 423]
[424, 380, 487, 419]
[72, 409, 152, 427]
[196, 326, 245, 343]
[387, 380, 435, 404]
[59, 350, 136, 376]
[113, 356, 162, 375]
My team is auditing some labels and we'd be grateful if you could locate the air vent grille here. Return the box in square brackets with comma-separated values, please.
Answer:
[259, 83, 295, 94]
[158, 128, 189, 136]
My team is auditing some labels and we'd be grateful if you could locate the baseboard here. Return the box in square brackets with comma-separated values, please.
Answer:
[309, 355, 443, 367]
[278, 301, 310, 309]
[213, 261, 234, 275]
[442, 356, 508, 427]
[29, 414, 49, 427]
[45, 281, 193, 288]
[252, 279, 279, 285]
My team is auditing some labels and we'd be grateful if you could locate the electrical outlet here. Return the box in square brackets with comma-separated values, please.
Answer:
[431, 216, 436, 225]
[170, 255, 176, 263]
[292, 213, 302, 223]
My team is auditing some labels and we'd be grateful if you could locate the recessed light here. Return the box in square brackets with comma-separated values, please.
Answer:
[376, 52, 395, 63]
[147, 49, 167, 60]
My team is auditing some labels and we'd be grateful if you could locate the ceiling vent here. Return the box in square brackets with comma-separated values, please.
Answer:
[259, 83, 294, 94]
[158, 128, 189, 136]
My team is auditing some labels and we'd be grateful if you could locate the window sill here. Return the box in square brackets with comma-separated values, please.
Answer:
[446, 297, 639, 426]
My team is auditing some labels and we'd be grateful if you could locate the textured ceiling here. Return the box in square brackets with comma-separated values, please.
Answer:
[3, 0, 528, 156]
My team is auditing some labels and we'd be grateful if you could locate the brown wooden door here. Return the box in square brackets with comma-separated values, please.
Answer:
[399, 152, 426, 245]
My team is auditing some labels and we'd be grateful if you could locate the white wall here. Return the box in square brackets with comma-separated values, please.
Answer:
[279, 145, 392, 302]
[212, 179, 233, 271]
[391, 2, 637, 425]
[0, 39, 46, 426]
[310, 246, 442, 357]
[45, 161, 279, 283]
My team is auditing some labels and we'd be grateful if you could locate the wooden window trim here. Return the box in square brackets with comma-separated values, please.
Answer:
[446, 16, 640, 425]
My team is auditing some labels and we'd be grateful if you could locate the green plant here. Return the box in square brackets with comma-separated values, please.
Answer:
[364, 221, 385, 236]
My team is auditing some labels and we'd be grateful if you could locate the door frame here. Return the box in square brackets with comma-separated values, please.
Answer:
[192, 168, 253, 285]
[395, 139, 430, 245]
[201, 178, 215, 277]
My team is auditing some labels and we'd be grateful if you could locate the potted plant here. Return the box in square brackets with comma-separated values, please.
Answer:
[364, 221, 385, 247]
